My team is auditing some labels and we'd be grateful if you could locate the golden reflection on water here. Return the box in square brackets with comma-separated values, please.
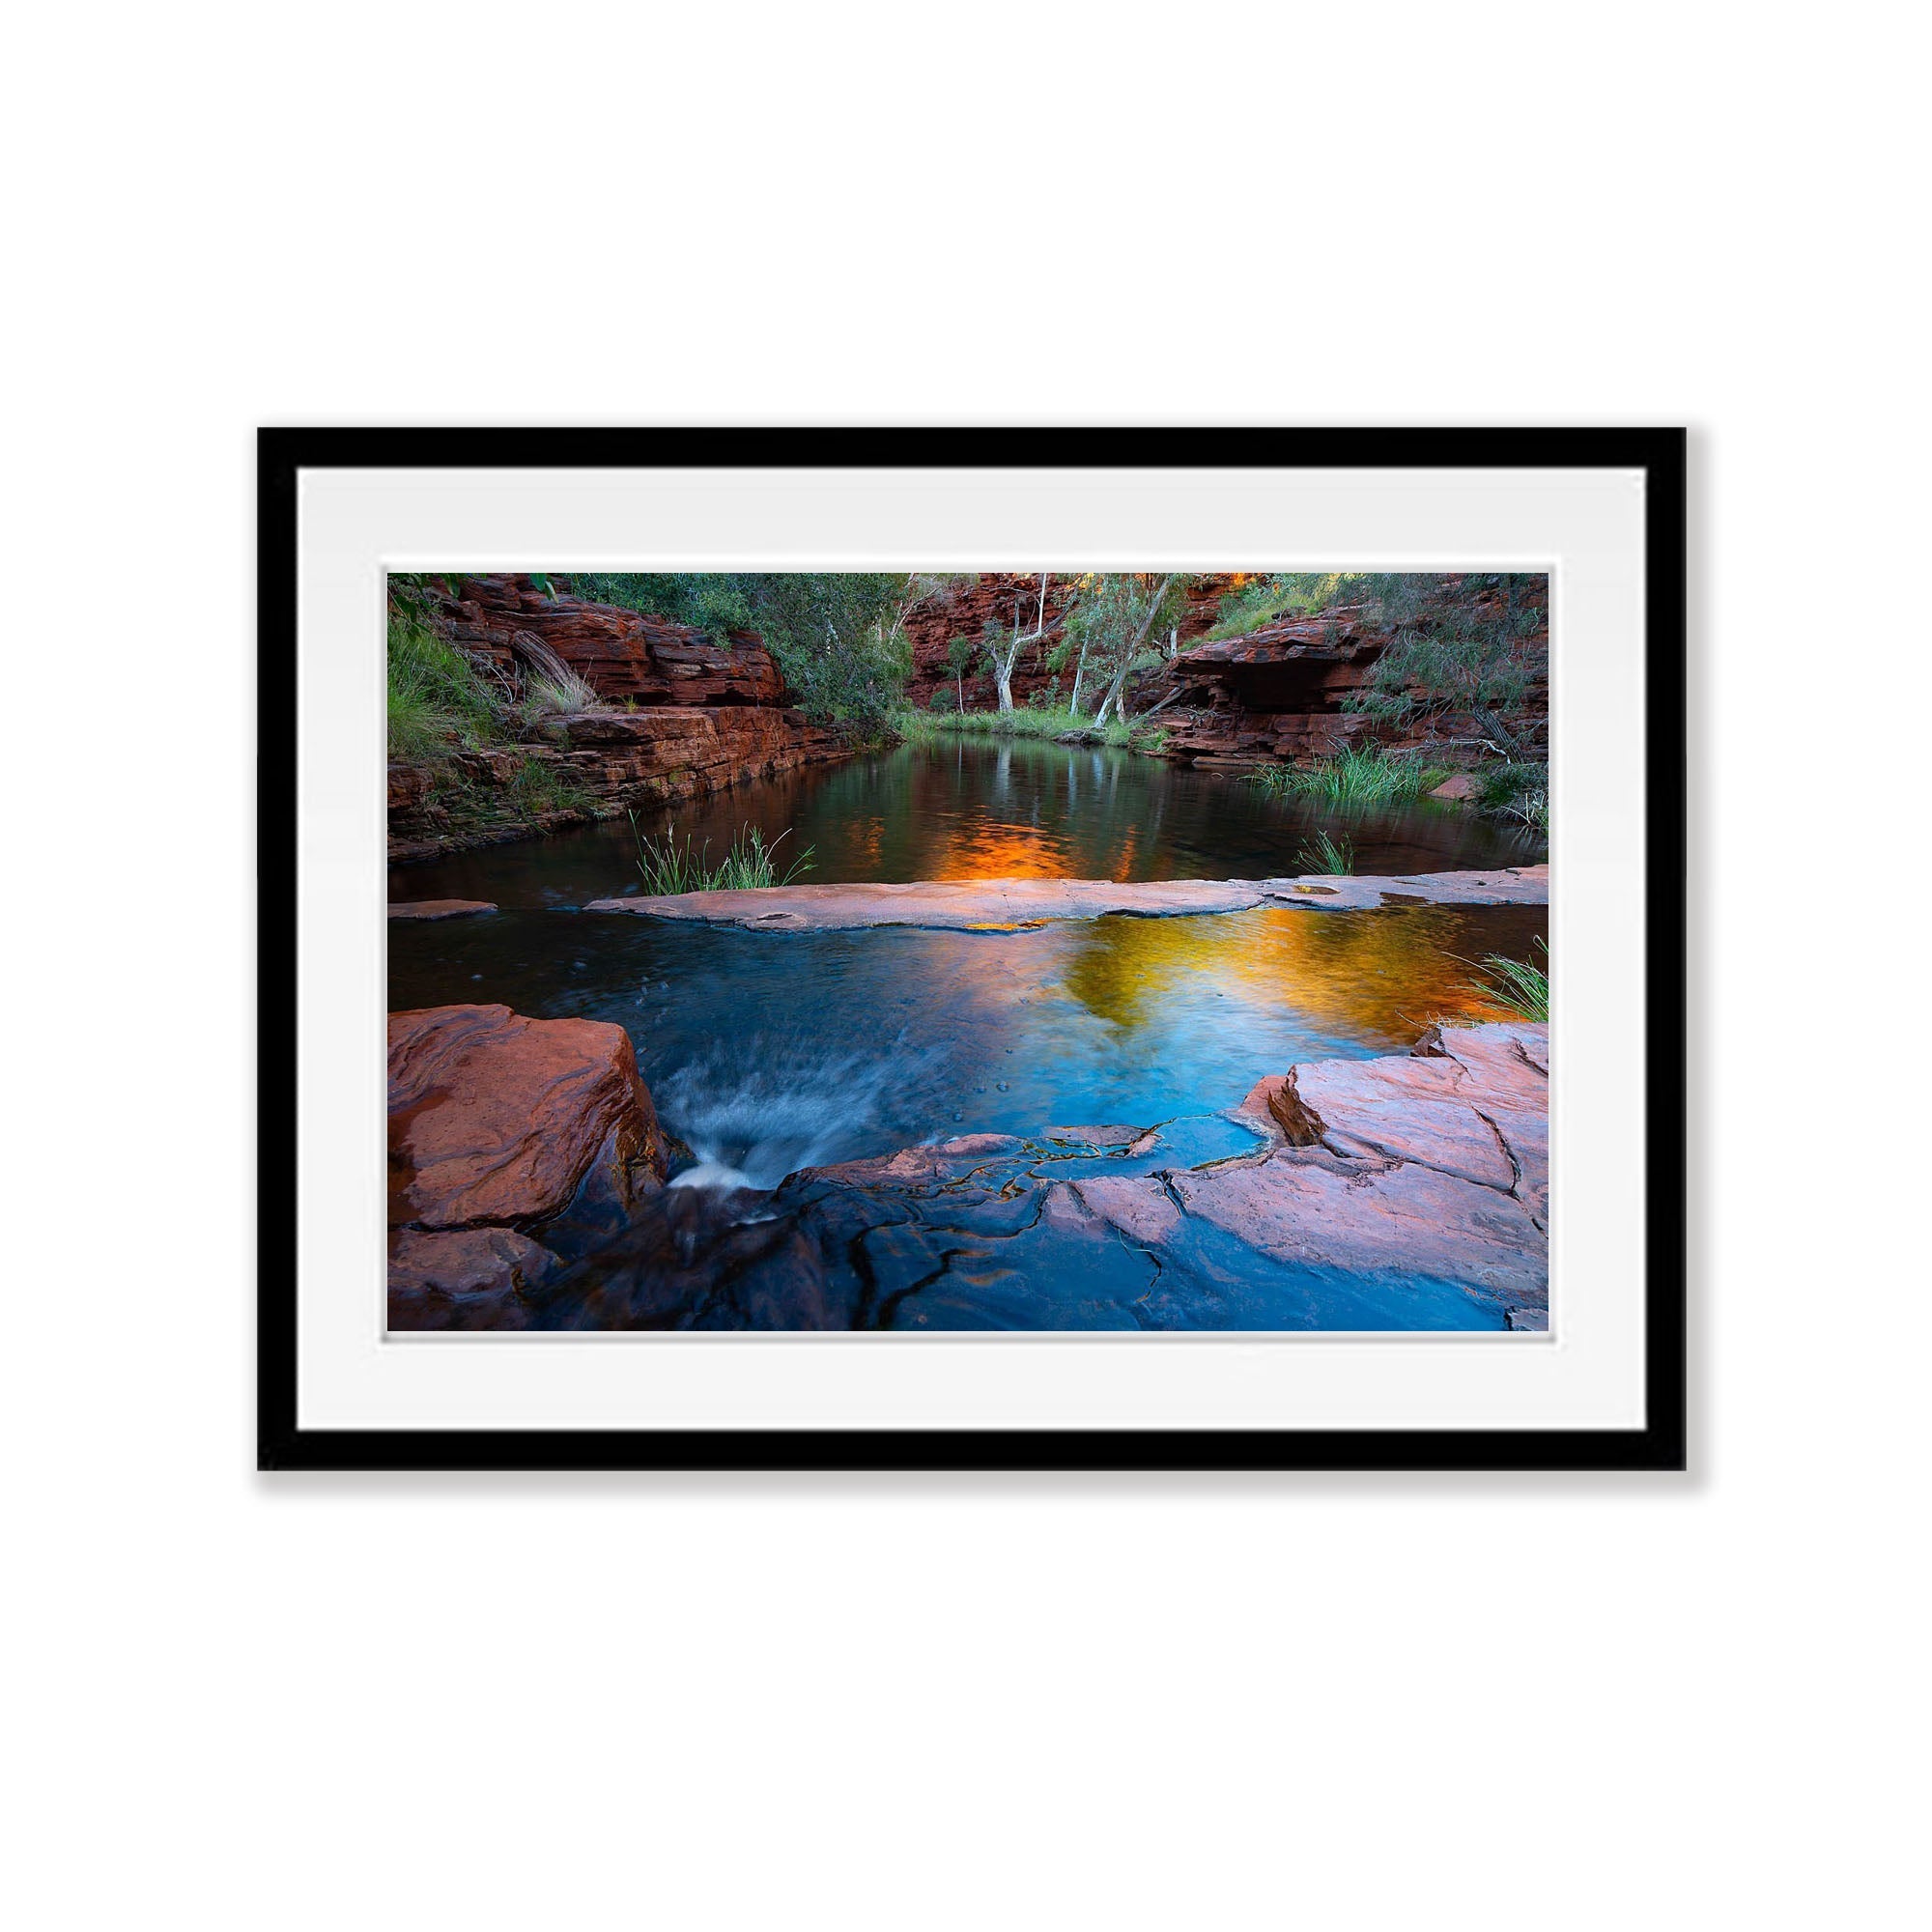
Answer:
[1055, 905, 1548, 1043]
[929, 820, 1077, 881]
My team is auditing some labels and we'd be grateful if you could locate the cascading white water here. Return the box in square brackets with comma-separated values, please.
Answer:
[657, 1030, 950, 1190]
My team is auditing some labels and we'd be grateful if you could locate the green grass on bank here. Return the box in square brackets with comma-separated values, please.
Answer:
[387, 602, 503, 760]
[388, 595, 596, 822]
[1247, 743, 1451, 806]
[894, 706, 1168, 752]
[1478, 761, 1549, 833]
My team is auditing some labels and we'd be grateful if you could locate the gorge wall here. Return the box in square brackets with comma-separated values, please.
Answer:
[906, 574, 1548, 768]
[901, 572, 1246, 710]
[1137, 585, 1548, 767]
[388, 576, 851, 864]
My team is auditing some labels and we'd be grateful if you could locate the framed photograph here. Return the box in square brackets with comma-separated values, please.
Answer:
[260, 427, 1685, 1471]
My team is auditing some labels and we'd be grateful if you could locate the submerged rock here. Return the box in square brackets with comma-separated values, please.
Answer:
[387, 1227, 558, 1329]
[387, 1003, 670, 1323]
[386, 898, 497, 920]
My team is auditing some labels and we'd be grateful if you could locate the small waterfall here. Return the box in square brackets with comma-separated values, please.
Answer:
[657, 1031, 946, 1191]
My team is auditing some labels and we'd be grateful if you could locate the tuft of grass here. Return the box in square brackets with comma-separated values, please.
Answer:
[1502, 785, 1548, 834]
[631, 814, 815, 894]
[1466, 939, 1549, 1022]
[518, 667, 602, 727]
[1248, 743, 1449, 805]
[1293, 830, 1355, 875]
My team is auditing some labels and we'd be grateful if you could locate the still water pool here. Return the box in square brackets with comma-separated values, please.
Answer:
[394, 737, 1542, 908]
[390, 742, 1546, 1187]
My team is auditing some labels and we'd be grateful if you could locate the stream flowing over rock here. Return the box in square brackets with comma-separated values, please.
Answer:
[481, 1020, 1549, 1334]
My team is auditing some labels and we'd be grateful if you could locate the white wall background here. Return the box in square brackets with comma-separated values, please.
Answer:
[5, 5, 1922, 1928]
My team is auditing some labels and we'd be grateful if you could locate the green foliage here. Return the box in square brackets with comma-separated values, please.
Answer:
[1476, 760, 1546, 808]
[1346, 574, 1548, 756]
[1467, 939, 1549, 1023]
[927, 685, 959, 712]
[571, 572, 927, 737]
[1058, 574, 1193, 723]
[1247, 743, 1449, 805]
[1476, 760, 1549, 834]
[1207, 572, 1362, 639]
[1293, 830, 1355, 875]
[385, 586, 502, 760]
[630, 813, 815, 895]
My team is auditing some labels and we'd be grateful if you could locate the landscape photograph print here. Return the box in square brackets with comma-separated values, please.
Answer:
[386, 568, 1550, 1334]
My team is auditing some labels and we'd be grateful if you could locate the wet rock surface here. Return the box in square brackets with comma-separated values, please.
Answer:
[387, 1227, 559, 1329]
[583, 867, 1548, 931]
[387, 1003, 672, 1325]
[505, 1022, 1548, 1332]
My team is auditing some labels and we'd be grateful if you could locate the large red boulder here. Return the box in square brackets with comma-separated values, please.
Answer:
[388, 1005, 669, 1233]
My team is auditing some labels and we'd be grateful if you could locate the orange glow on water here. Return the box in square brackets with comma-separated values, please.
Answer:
[1054, 905, 1547, 1043]
[929, 821, 1077, 881]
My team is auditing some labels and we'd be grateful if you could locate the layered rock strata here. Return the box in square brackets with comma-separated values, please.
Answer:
[387, 576, 855, 864]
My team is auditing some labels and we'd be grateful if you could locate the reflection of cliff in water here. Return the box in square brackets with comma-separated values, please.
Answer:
[389, 738, 1542, 908]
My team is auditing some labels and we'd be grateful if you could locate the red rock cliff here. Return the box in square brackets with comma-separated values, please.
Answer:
[388, 576, 851, 864]
[427, 574, 786, 705]
[901, 573, 1248, 709]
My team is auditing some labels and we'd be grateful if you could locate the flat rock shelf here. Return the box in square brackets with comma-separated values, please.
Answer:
[582, 866, 1548, 931]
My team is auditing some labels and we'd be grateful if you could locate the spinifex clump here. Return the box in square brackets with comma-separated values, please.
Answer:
[630, 813, 815, 894]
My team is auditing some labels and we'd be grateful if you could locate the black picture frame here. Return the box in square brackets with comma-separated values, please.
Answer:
[259, 427, 1686, 1473]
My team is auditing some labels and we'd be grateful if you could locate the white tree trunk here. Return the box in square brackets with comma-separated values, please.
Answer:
[1068, 639, 1089, 716]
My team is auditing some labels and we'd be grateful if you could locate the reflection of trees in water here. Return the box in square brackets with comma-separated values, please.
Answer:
[651, 738, 1530, 888]
[1057, 906, 1550, 1042]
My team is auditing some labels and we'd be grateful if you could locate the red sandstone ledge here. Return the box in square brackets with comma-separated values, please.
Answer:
[582, 867, 1548, 931]
[387, 898, 497, 921]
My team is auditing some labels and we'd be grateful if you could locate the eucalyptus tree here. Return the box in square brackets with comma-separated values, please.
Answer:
[1058, 573, 1192, 727]
[568, 569, 954, 738]
[945, 633, 978, 711]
